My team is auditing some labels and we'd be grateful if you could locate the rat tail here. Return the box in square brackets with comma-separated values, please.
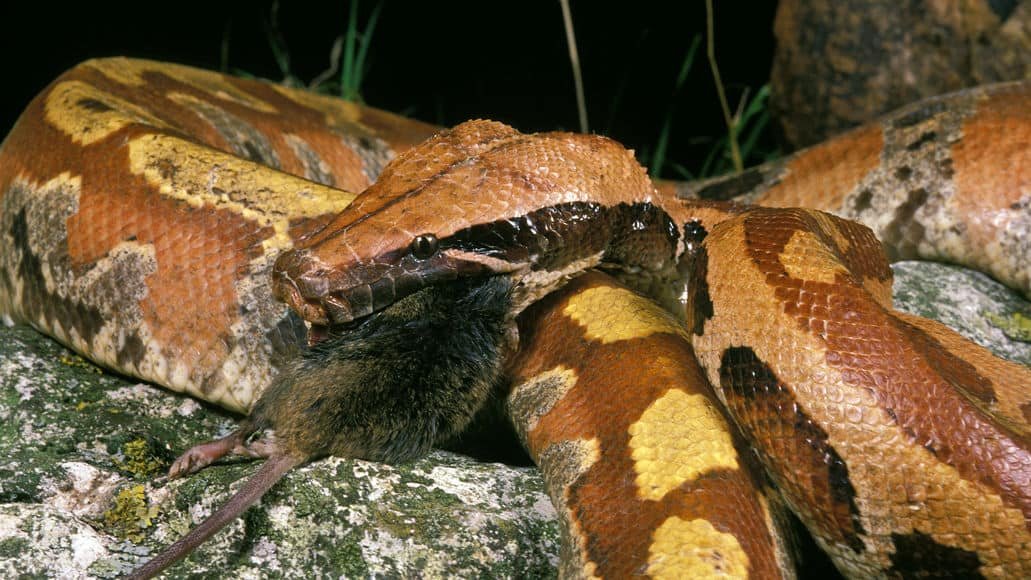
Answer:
[126, 453, 306, 580]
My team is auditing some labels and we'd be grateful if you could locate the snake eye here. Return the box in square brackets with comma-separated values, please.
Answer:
[410, 233, 439, 260]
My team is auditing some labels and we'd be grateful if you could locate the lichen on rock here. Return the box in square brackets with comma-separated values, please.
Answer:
[0, 260, 1027, 577]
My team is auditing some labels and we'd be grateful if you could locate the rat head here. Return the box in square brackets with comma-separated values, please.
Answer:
[272, 119, 655, 327]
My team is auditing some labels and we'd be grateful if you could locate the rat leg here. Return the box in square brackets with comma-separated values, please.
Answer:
[168, 423, 276, 479]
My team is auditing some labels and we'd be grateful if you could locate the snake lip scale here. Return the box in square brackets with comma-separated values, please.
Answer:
[0, 58, 1028, 578]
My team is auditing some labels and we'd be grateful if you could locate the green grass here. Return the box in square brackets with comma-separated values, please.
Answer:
[648, 34, 702, 179]
[223, 0, 382, 102]
[230, 2, 778, 181]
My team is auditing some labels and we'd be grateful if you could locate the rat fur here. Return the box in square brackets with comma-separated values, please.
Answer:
[127, 275, 514, 579]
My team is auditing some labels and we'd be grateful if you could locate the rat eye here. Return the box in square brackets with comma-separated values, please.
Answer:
[410, 233, 439, 260]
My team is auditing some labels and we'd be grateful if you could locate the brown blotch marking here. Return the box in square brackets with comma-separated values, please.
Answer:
[8, 206, 106, 341]
[1022, 402, 1031, 424]
[284, 134, 335, 186]
[69, 59, 392, 194]
[753, 122, 883, 212]
[687, 244, 713, 337]
[116, 332, 148, 368]
[447, 201, 610, 272]
[892, 99, 950, 128]
[904, 131, 938, 152]
[0, 75, 279, 394]
[881, 187, 930, 260]
[951, 85, 1031, 251]
[851, 188, 874, 213]
[76, 98, 114, 113]
[893, 166, 913, 181]
[718, 345, 866, 553]
[693, 166, 768, 201]
[889, 531, 984, 579]
[61, 127, 277, 389]
[742, 207, 1031, 525]
[510, 272, 785, 579]
[169, 94, 282, 169]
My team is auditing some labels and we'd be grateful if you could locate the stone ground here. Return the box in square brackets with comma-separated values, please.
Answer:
[0, 261, 1027, 578]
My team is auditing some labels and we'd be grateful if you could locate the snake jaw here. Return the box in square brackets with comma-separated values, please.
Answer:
[273, 243, 490, 327]
[272, 249, 334, 325]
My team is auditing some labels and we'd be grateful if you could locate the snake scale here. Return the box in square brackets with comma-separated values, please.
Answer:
[0, 58, 1028, 578]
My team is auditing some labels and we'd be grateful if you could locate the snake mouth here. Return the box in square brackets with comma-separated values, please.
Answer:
[271, 260, 372, 327]
[272, 247, 451, 330]
[272, 241, 502, 336]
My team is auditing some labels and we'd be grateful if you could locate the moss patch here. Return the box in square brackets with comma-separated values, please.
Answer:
[0, 536, 30, 559]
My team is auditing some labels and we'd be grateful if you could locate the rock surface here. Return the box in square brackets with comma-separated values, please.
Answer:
[0, 260, 1027, 578]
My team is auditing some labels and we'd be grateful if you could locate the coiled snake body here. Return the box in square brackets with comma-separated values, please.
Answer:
[0, 58, 1028, 578]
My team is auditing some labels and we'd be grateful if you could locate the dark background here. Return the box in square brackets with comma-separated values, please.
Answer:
[0, 1, 779, 180]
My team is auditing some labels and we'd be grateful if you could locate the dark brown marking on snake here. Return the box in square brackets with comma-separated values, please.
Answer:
[685, 224, 713, 337]
[831, 219, 894, 284]
[882, 187, 930, 260]
[987, 0, 1018, 20]
[893, 166, 913, 181]
[901, 320, 997, 407]
[1021, 402, 1031, 424]
[889, 531, 984, 579]
[178, 98, 281, 169]
[9, 207, 106, 342]
[718, 346, 865, 553]
[116, 332, 148, 368]
[341, 133, 395, 183]
[77, 98, 114, 113]
[893, 101, 949, 128]
[445, 201, 679, 277]
[851, 188, 874, 213]
[446, 201, 609, 267]
[743, 208, 1030, 524]
[694, 167, 767, 201]
[905, 131, 938, 152]
[284, 134, 335, 187]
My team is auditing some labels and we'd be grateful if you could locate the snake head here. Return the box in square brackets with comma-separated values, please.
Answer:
[272, 232, 502, 326]
[272, 119, 655, 327]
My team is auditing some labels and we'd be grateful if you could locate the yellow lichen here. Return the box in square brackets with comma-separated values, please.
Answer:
[117, 439, 165, 478]
[59, 353, 102, 373]
[103, 484, 159, 542]
[986, 311, 1031, 342]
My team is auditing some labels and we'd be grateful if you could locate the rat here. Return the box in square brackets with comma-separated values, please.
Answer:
[126, 275, 515, 579]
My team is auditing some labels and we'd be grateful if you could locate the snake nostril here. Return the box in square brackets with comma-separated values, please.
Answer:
[274, 250, 332, 298]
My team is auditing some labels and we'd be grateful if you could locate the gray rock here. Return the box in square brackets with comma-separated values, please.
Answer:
[0, 323, 559, 578]
[892, 261, 1031, 365]
[0, 260, 1026, 578]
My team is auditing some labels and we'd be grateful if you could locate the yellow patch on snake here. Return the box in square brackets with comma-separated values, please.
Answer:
[44, 81, 169, 146]
[778, 228, 850, 283]
[85, 57, 277, 113]
[646, 517, 749, 578]
[562, 286, 687, 344]
[127, 133, 355, 254]
[629, 387, 738, 501]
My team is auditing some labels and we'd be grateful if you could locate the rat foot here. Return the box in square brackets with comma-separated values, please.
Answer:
[168, 426, 277, 479]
